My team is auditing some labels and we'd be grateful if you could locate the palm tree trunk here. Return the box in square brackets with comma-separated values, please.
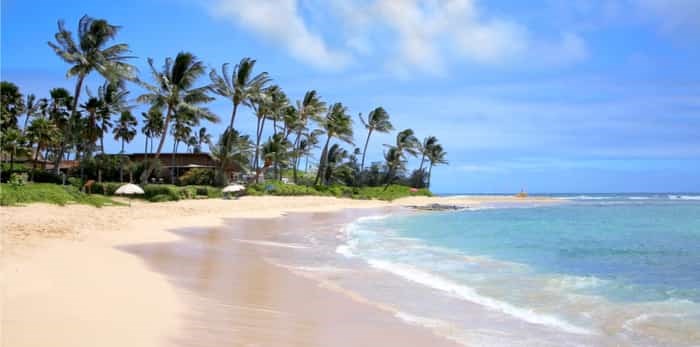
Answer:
[314, 136, 332, 185]
[360, 129, 372, 171]
[253, 117, 266, 183]
[171, 140, 177, 184]
[292, 130, 302, 184]
[100, 134, 105, 154]
[56, 74, 85, 175]
[229, 103, 238, 130]
[427, 162, 433, 189]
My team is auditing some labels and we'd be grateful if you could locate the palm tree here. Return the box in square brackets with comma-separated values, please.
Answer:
[137, 52, 214, 182]
[208, 58, 270, 130]
[323, 143, 349, 184]
[21, 94, 44, 134]
[96, 80, 129, 153]
[292, 90, 326, 183]
[193, 127, 211, 153]
[418, 136, 438, 172]
[48, 15, 136, 170]
[1, 81, 24, 131]
[210, 128, 253, 186]
[80, 96, 103, 158]
[26, 118, 59, 173]
[249, 85, 285, 182]
[262, 133, 291, 180]
[113, 110, 137, 153]
[359, 106, 393, 171]
[168, 105, 219, 183]
[315, 102, 353, 185]
[141, 107, 164, 155]
[394, 128, 420, 156]
[426, 144, 448, 189]
[113, 110, 137, 182]
[383, 146, 405, 187]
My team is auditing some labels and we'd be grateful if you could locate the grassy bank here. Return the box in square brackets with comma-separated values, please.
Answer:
[0, 183, 120, 207]
[247, 181, 431, 201]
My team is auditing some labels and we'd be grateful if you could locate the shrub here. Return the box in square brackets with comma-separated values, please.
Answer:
[8, 173, 26, 186]
[178, 168, 214, 186]
[148, 194, 172, 202]
[30, 169, 61, 183]
[92, 182, 122, 195]
[143, 185, 180, 201]
[0, 183, 119, 207]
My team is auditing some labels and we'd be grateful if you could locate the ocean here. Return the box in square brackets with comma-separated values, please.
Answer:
[336, 194, 700, 346]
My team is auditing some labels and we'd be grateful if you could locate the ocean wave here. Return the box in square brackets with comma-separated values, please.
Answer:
[668, 195, 700, 200]
[554, 196, 613, 200]
[367, 259, 595, 335]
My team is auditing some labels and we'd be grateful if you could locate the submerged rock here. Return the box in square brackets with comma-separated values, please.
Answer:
[410, 203, 465, 211]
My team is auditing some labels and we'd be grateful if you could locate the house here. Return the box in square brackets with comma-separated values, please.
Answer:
[127, 152, 243, 182]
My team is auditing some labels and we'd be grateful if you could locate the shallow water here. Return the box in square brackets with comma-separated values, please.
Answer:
[335, 195, 700, 346]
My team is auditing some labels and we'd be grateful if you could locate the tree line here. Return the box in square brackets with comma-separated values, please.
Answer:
[0, 15, 447, 189]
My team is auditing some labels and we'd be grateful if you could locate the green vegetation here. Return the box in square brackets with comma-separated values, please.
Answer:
[0, 14, 449, 204]
[0, 183, 120, 207]
[247, 181, 430, 201]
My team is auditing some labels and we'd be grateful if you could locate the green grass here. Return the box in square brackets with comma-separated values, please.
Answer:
[0, 183, 121, 207]
[247, 181, 431, 201]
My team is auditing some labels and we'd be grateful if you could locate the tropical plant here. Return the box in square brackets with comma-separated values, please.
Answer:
[96, 80, 129, 153]
[262, 133, 291, 180]
[359, 106, 393, 170]
[249, 85, 286, 182]
[425, 144, 448, 189]
[21, 94, 45, 133]
[193, 127, 211, 153]
[80, 96, 103, 157]
[113, 110, 137, 153]
[208, 57, 270, 130]
[141, 107, 164, 154]
[418, 136, 438, 172]
[26, 118, 59, 171]
[48, 15, 136, 171]
[137, 51, 215, 182]
[315, 102, 354, 185]
[291, 90, 326, 183]
[209, 128, 252, 186]
[322, 143, 350, 185]
[0, 81, 24, 131]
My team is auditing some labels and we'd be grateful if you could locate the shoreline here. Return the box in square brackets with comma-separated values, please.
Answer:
[1, 195, 555, 346]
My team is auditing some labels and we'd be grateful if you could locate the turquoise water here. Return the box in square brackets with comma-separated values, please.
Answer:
[339, 194, 700, 346]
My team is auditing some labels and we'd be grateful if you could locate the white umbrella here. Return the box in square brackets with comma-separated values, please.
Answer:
[222, 184, 245, 193]
[115, 183, 144, 206]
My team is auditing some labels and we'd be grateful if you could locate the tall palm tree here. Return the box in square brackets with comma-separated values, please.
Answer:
[426, 144, 448, 189]
[292, 90, 326, 183]
[359, 106, 393, 171]
[80, 96, 103, 158]
[383, 146, 405, 188]
[208, 58, 270, 130]
[383, 129, 419, 188]
[48, 15, 136, 170]
[323, 143, 349, 185]
[96, 80, 129, 153]
[250, 85, 285, 182]
[418, 136, 438, 172]
[210, 128, 253, 186]
[262, 133, 291, 180]
[113, 110, 137, 182]
[315, 102, 353, 185]
[141, 107, 164, 155]
[113, 110, 137, 153]
[137, 52, 214, 182]
[1, 81, 24, 132]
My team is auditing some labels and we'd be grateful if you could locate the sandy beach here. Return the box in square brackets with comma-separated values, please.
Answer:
[1, 195, 553, 347]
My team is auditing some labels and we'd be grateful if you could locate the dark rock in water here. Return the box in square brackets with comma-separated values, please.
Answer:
[410, 203, 465, 211]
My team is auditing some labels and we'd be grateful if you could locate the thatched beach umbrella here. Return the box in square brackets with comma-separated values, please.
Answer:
[115, 183, 144, 206]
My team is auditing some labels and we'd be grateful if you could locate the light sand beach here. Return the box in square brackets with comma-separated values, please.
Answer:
[1, 195, 554, 347]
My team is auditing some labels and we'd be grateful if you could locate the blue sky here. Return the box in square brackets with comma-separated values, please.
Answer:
[2, 0, 699, 193]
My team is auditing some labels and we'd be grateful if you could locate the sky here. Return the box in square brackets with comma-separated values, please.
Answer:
[2, 0, 699, 194]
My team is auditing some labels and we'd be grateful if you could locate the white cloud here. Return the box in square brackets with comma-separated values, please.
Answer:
[209, 0, 351, 70]
[634, 0, 700, 34]
[203, 0, 588, 74]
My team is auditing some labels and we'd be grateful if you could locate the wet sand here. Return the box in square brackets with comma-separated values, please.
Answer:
[124, 209, 459, 346]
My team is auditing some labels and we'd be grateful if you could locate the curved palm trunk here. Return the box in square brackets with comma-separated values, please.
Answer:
[229, 103, 238, 130]
[292, 130, 302, 184]
[171, 140, 178, 184]
[56, 74, 85, 175]
[360, 129, 373, 170]
[253, 117, 266, 183]
[427, 162, 433, 189]
[314, 136, 332, 185]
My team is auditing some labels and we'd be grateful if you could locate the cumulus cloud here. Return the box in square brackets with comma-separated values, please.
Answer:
[209, 0, 352, 70]
[203, 0, 588, 74]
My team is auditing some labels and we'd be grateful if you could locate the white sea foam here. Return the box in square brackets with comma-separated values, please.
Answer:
[668, 195, 700, 200]
[229, 239, 308, 249]
[367, 259, 595, 335]
[555, 195, 612, 200]
[335, 244, 356, 258]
